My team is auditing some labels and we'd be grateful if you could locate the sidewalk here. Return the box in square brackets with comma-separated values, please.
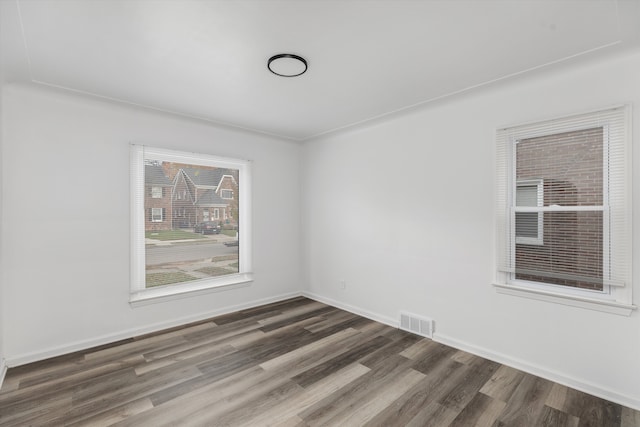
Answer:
[145, 232, 237, 246]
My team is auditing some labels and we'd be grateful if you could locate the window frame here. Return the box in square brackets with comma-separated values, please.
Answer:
[151, 207, 163, 222]
[221, 189, 234, 199]
[130, 145, 253, 305]
[494, 106, 635, 316]
[151, 186, 163, 198]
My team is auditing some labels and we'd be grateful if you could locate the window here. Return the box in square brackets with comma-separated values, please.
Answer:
[495, 106, 634, 315]
[151, 208, 163, 222]
[131, 145, 252, 304]
[515, 179, 543, 245]
[221, 189, 233, 199]
[151, 186, 163, 198]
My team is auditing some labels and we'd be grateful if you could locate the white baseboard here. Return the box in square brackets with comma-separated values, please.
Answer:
[5, 291, 301, 368]
[302, 291, 398, 328]
[303, 291, 640, 411]
[433, 333, 640, 411]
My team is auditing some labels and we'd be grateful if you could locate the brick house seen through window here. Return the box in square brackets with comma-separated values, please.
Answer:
[162, 164, 239, 229]
[515, 127, 604, 291]
[144, 164, 173, 231]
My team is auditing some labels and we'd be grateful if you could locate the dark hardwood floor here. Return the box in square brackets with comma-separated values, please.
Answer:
[1, 297, 638, 426]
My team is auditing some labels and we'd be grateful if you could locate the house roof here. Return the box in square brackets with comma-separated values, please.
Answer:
[182, 167, 234, 187]
[145, 164, 172, 186]
[195, 189, 226, 207]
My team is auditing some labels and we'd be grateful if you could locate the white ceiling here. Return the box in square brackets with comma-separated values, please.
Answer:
[2, 0, 640, 141]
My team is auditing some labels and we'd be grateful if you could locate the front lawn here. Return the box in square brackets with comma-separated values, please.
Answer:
[211, 255, 239, 262]
[145, 229, 205, 241]
[146, 271, 198, 287]
[196, 266, 237, 277]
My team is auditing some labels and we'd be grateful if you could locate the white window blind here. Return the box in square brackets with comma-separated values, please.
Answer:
[496, 106, 631, 300]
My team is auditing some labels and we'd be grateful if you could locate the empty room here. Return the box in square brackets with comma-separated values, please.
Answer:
[1, 0, 640, 425]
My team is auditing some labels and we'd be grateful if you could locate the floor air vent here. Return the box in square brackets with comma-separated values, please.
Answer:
[399, 312, 433, 338]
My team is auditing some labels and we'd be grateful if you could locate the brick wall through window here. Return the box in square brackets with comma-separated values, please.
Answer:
[515, 127, 604, 291]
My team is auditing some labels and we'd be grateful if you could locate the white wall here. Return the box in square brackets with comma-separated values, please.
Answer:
[0, 85, 5, 385]
[0, 1, 11, 382]
[1, 83, 302, 364]
[303, 49, 640, 409]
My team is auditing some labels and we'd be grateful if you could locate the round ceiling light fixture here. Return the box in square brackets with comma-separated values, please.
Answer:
[268, 54, 308, 77]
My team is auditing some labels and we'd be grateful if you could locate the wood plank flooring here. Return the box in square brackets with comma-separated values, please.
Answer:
[1, 297, 639, 426]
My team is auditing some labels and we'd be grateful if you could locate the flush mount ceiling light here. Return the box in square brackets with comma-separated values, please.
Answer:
[268, 54, 308, 77]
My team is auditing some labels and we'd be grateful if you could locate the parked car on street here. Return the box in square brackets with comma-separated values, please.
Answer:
[193, 221, 221, 235]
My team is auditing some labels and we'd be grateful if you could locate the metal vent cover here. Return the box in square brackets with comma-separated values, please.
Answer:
[399, 312, 433, 338]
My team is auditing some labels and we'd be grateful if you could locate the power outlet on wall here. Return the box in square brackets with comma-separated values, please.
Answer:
[339, 279, 346, 290]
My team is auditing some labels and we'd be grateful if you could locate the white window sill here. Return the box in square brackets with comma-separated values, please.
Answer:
[493, 283, 636, 316]
[130, 273, 253, 307]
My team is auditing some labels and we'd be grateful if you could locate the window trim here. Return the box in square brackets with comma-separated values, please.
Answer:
[493, 282, 635, 316]
[151, 186, 163, 198]
[494, 106, 635, 315]
[130, 144, 253, 305]
[221, 189, 234, 199]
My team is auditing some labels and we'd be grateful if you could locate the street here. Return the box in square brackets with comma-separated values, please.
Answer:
[146, 241, 238, 265]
